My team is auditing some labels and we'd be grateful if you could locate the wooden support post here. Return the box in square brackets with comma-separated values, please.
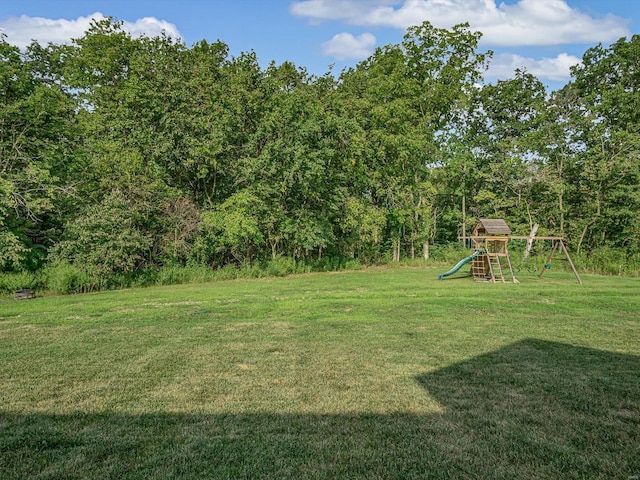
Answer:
[559, 239, 582, 285]
[539, 239, 582, 285]
[505, 252, 519, 283]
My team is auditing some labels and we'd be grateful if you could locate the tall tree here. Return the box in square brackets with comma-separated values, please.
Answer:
[569, 35, 640, 253]
[340, 21, 491, 259]
[464, 70, 547, 232]
[233, 62, 351, 260]
[0, 37, 77, 271]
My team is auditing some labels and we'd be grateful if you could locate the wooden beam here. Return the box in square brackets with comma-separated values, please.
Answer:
[509, 236, 564, 240]
[560, 239, 582, 285]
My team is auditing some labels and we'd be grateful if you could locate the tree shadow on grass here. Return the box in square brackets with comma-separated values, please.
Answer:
[1, 339, 639, 479]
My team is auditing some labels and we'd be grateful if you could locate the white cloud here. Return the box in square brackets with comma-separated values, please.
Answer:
[322, 32, 377, 60]
[290, 0, 630, 47]
[0, 12, 182, 50]
[119, 16, 181, 40]
[486, 52, 581, 82]
[290, 0, 398, 24]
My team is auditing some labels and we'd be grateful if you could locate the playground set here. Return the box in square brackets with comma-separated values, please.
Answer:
[438, 219, 582, 284]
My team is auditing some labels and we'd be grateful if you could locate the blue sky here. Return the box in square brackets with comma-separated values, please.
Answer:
[0, 1, 637, 90]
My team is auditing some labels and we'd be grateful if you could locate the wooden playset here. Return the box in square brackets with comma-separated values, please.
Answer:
[469, 219, 517, 283]
[439, 218, 582, 284]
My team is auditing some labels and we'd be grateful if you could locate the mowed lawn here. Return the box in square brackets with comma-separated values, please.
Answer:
[1, 267, 639, 479]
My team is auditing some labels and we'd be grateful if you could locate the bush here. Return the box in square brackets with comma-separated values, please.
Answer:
[429, 244, 473, 264]
[131, 268, 160, 288]
[0, 271, 39, 295]
[264, 256, 298, 277]
[303, 256, 349, 272]
[155, 265, 216, 286]
[238, 262, 264, 279]
[51, 191, 152, 279]
[42, 262, 96, 294]
[344, 258, 363, 271]
[157, 265, 191, 286]
[213, 264, 240, 281]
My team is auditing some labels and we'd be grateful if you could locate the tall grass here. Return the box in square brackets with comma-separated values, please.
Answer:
[575, 247, 640, 276]
[1, 243, 638, 297]
[0, 271, 39, 294]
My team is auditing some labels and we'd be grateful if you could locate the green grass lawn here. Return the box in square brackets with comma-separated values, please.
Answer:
[1, 267, 639, 479]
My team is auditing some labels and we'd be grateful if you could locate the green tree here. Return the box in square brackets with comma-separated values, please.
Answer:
[0, 38, 77, 271]
[235, 62, 351, 260]
[198, 190, 265, 265]
[342, 196, 386, 261]
[51, 190, 152, 282]
[340, 21, 491, 259]
[569, 35, 640, 253]
[464, 69, 547, 233]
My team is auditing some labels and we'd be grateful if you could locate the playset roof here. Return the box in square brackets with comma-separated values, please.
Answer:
[473, 219, 511, 235]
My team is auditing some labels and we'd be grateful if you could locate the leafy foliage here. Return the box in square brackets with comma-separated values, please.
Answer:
[51, 191, 152, 280]
[1, 20, 639, 288]
[0, 37, 76, 271]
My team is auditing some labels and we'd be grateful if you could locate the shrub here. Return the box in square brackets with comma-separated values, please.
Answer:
[50, 191, 152, 279]
[264, 256, 297, 277]
[213, 264, 239, 281]
[42, 262, 95, 294]
[344, 258, 363, 271]
[131, 268, 160, 288]
[0, 230, 28, 272]
[199, 191, 265, 265]
[157, 265, 191, 286]
[156, 265, 216, 286]
[429, 244, 472, 264]
[0, 271, 39, 295]
[575, 247, 640, 276]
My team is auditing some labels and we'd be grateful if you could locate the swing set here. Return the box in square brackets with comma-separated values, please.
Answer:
[510, 235, 582, 285]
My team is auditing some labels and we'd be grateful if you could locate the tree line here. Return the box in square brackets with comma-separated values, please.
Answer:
[1, 18, 639, 286]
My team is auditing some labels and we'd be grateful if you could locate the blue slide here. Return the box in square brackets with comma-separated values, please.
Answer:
[438, 250, 483, 280]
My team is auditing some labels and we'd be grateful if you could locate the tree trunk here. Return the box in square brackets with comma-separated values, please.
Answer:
[559, 191, 565, 236]
[524, 223, 539, 259]
[577, 198, 602, 254]
[461, 191, 466, 248]
[393, 238, 400, 262]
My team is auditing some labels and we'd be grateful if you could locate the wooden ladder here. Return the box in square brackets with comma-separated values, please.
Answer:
[471, 255, 488, 281]
[487, 254, 505, 283]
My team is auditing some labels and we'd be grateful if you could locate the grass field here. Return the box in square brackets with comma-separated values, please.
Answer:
[1, 266, 639, 479]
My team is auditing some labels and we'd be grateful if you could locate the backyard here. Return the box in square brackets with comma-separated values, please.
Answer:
[1, 267, 638, 479]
